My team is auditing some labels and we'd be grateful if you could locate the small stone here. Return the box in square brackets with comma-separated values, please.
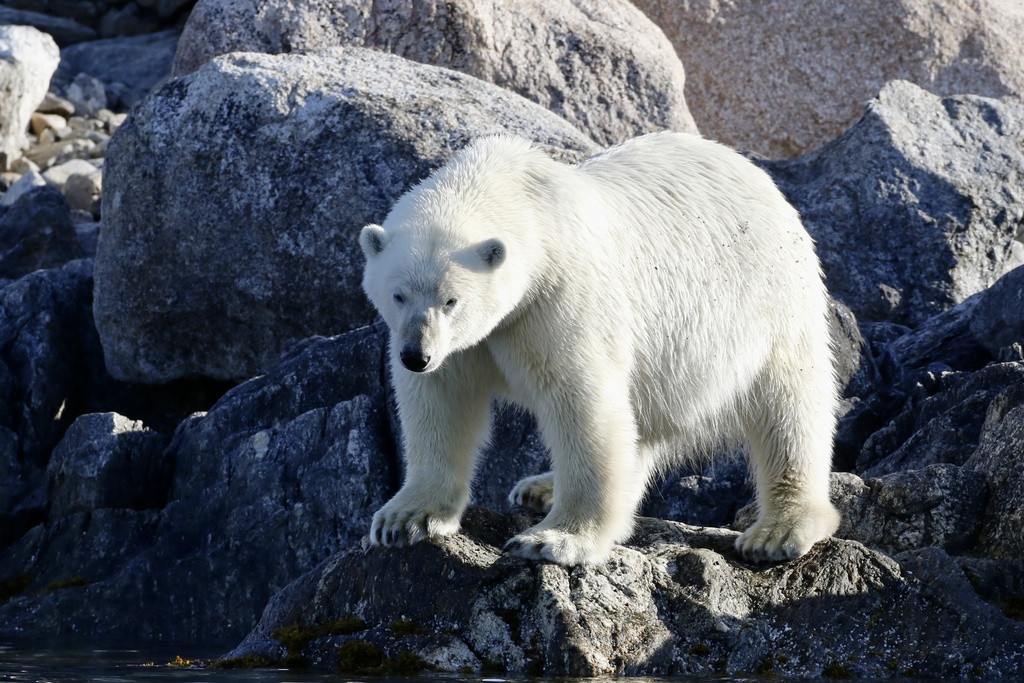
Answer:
[36, 92, 75, 117]
[42, 158, 98, 190]
[63, 170, 102, 216]
[65, 73, 108, 117]
[0, 169, 45, 207]
[8, 156, 39, 175]
[29, 112, 67, 136]
[22, 138, 96, 169]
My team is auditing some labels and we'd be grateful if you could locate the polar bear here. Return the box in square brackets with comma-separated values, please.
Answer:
[359, 132, 840, 565]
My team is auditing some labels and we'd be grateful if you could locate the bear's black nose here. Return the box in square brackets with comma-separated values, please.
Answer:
[400, 349, 430, 372]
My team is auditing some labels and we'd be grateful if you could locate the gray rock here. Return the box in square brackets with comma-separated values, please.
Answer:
[761, 81, 1024, 326]
[858, 362, 1024, 476]
[642, 451, 751, 528]
[969, 264, 1024, 361]
[0, 326, 398, 643]
[64, 73, 108, 117]
[223, 510, 1024, 677]
[96, 47, 598, 384]
[0, 26, 61, 170]
[0, 186, 84, 282]
[174, 0, 697, 146]
[0, 261, 95, 549]
[0, 170, 46, 207]
[831, 466, 987, 555]
[46, 412, 169, 519]
[966, 388, 1024, 559]
[54, 30, 179, 109]
[0, 8, 96, 46]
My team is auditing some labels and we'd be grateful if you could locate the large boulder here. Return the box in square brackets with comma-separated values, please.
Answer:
[96, 47, 598, 384]
[172, 0, 697, 146]
[761, 81, 1024, 326]
[0, 25, 61, 170]
[634, 0, 1024, 158]
[222, 511, 1024, 678]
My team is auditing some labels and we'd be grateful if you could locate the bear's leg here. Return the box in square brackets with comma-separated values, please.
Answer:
[369, 348, 499, 547]
[503, 383, 648, 565]
[508, 471, 554, 513]
[735, 352, 840, 562]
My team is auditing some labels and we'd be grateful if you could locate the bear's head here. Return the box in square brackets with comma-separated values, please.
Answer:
[359, 221, 511, 374]
[359, 136, 552, 373]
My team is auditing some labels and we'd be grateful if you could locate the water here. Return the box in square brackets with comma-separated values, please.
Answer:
[0, 643, 945, 683]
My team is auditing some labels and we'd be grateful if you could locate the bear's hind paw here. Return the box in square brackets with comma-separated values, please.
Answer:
[734, 502, 840, 563]
[503, 528, 610, 566]
[508, 472, 555, 513]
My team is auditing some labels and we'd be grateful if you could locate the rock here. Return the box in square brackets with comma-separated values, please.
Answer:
[53, 30, 179, 109]
[968, 265, 1024, 360]
[41, 158, 98, 189]
[0, 326, 397, 643]
[62, 170, 102, 216]
[0, 26, 61, 170]
[22, 138, 97, 170]
[634, 0, 1024, 159]
[29, 112, 68, 137]
[96, 47, 599, 384]
[0, 186, 84, 279]
[761, 81, 1024, 326]
[858, 362, 1024, 477]
[36, 92, 76, 117]
[64, 73, 108, 117]
[0, 261, 95, 548]
[0, 170, 47, 208]
[222, 510, 1024, 677]
[46, 412, 170, 519]
[0, 7, 97, 46]
[831, 466, 987, 555]
[173, 0, 697, 146]
[643, 451, 751, 528]
[965, 387, 1024, 559]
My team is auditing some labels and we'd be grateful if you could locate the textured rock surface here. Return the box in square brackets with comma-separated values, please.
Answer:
[53, 29, 180, 108]
[0, 186, 85, 280]
[761, 81, 1024, 326]
[634, 0, 1024, 158]
[0, 26, 62, 170]
[96, 47, 598, 384]
[224, 510, 1024, 678]
[969, 265, 1024, 360]
[173, 0, 697, 146]
[0, 324, 549, 644]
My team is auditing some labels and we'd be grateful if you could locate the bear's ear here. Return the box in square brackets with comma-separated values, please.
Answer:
[359, 224, 388, 257]
[477, 238, 506, 269]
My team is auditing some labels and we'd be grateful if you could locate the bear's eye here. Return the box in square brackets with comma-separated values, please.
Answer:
[392, 293, 404, 304]
[445, 298, 458, 309]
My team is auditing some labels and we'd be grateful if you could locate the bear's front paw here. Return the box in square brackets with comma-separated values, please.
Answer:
[508, 472, 555, 513]
[735, 501, 840, 562]
[503, 527, 610, 566]
[368, 501, 462, 548]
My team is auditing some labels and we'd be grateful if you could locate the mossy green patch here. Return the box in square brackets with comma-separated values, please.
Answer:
[389, 618, 426, 636]
[43, 576, 91, 592]
[822, 660, 854, 679]
[336, 640, 433, 675]
[271, 616, 373, 668]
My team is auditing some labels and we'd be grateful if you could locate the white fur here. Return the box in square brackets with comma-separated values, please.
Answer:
[360, 132, 840, 565]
